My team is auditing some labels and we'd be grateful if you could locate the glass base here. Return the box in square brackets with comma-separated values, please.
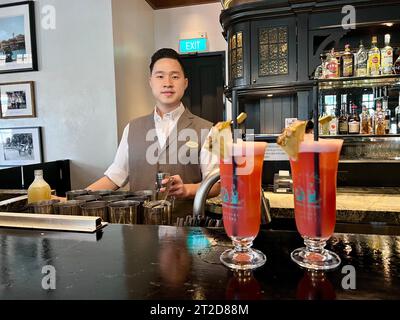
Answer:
[291, 238, 341, 271]
[220, 248, 266, 270]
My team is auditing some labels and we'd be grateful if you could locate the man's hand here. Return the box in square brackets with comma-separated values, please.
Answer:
[51, 195, 67, 202]
[161, 175, 189, 199]
[160, 175, 220, 200]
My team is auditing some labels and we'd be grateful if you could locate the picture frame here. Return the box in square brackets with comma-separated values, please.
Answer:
[0, 1, 38, 74]
[0, 81, 35, 118]
[0, 127, 43, 166]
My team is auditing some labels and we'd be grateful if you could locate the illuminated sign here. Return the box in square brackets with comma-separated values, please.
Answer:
[179, 38, 208, 53]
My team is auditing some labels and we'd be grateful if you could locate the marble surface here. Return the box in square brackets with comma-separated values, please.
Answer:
[266, 188, 400, 224]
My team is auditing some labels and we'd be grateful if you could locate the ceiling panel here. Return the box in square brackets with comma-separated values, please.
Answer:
[145, 0, 219, 10]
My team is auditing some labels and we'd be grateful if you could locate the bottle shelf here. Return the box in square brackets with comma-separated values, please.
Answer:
[248, 133, 400, 140]
[320, 134, 400, 139]
[318, 74, 400, 90]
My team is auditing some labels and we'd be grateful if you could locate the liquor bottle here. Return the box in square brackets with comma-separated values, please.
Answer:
[314, 55, 325, 79]
[348, 102, 360, 134]
[27, 170, 51, 204]
[382, 90, 390, 134]
[390, 117, 397, 134]
[329, 110, 338, 135]
[355, 41, 368, 77]
[381, 34, 393, 75]
[342, 44, 354, 77]
[338, 103, 349, 134]
[360, 105, 372, 135]
[395, 93, 400, 134]
[394, 54, 400, 75]
[374, 99, 386, 135]
[368, 36, 381, 76]
[325, 49, 339, 79]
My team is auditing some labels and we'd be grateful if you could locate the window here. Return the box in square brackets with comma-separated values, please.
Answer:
[324, 95, 337, 115]
[362, 94, 374, 109]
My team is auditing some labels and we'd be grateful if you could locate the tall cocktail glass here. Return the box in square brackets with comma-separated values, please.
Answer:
[219, 141, 267, 270]
[289, 138, 343, 270]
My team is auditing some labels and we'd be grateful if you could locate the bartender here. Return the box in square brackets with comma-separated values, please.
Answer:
[87, 48, 220, 215]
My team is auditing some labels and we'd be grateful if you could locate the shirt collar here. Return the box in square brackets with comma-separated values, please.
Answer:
[154, 103, 185, 122]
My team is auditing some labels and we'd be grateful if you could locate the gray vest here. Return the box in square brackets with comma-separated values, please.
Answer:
[128, 108, 212, 218]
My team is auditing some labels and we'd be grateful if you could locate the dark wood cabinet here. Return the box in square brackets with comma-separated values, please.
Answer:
[251, 17, 297, 85]
[227, 21, 251, 88]
[221, 0, 400, 187]
[227, 17, 297, 87]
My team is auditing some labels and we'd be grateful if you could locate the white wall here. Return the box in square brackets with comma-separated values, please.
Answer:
[154, 2, 231, 120]
[0, 0, 118, 190]
[154, 2, 226, 52]
[0, 1, 230, 192]
[112, 0, 155, 140]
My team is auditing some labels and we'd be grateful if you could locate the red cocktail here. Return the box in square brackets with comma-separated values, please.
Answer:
[219, 141, 267, 270]
[289, 137, 343, 270]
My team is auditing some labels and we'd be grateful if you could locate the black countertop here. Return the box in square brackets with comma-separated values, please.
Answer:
[0, 224, 399, 300]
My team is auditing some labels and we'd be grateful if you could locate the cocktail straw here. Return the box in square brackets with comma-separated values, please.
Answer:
[313, 86, 322, 237]
[231, 89, 238, 237]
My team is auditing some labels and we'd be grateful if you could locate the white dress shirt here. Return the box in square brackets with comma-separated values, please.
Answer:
[104, 103, 218, 187]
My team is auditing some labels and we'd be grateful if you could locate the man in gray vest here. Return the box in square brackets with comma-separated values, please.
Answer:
[87, 48, 220, 217]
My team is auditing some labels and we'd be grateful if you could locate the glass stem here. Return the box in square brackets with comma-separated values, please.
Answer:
[304, 237, 327, 254]
[232, 237, 253, 253]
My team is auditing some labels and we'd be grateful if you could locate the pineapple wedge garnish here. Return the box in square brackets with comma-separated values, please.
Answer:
[276, 120, 307, 160]
[206, 120, 233, 160]
[319, 115, 333, 125]
[206, 113, 248, 159]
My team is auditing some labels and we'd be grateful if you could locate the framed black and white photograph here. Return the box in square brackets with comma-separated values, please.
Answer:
[0, 127, 42, 166]
[0, 81, 35, 118]
[0, 1, 38, 74]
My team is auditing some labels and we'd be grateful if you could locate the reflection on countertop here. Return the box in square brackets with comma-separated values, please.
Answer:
[0, 224, 399, 300]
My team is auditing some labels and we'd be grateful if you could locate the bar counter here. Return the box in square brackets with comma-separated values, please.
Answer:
[0, 224, 399, 300]
[266, 188, 400, 225]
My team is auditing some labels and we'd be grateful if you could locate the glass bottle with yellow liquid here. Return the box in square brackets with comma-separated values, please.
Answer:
[368, 36, 381, 76]
[27, 170, 51, 203]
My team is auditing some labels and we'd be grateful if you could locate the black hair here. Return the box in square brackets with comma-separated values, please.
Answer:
[149, 48, 186, 77]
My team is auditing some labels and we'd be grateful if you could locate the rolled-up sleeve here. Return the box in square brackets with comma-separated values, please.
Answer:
[104, 125, 130, 188]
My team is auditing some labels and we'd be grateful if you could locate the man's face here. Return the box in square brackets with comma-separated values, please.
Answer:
[149, 58, 188, 111]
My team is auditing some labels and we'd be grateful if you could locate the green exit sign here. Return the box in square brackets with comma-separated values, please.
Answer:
[179, 38, 208, 53]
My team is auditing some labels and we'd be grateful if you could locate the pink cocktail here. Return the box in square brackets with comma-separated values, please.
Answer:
[219, 141, 267, 270]
[289, 138, 343, 270]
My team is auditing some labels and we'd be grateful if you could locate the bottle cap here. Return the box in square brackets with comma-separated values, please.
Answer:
[34, 169, 43, 176]
[372, 36, 377, 43]
[385, 34, 391, 44]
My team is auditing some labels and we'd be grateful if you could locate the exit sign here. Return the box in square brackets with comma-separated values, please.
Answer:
[179, 38, 208, 53]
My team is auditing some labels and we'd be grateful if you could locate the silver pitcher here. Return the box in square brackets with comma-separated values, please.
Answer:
[53, 200, 85, 215]
[143, 200, 172, 225]
[80, 201, 108, 222]
[108, 200, 140, 224]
